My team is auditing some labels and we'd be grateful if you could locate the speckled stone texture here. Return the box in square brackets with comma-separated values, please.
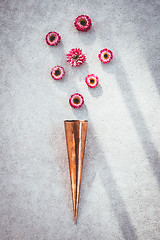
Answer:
[0, 0, 160, 239]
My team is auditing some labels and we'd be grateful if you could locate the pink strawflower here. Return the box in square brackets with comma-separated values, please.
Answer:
[74, 15, 92, 32]
[98, 48, 113, 63]
[85, 74, 99, 88]
[46, 31, 61, 46]
[51, 66, 65, 80]
[67, 48, 86, 67]
[69, 93, 84, 109]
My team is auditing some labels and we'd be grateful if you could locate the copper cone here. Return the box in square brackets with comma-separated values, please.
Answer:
[64, 120, 88, 224]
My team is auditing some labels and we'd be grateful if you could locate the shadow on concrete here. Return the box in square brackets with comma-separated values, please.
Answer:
[80, 122, 138, 240]
[102, 55, 160, 190]
[136, 1, 160, 96]
[71, 104, 88, 120]
[77, 28, 96, 46]
[88, 83, 103, 98]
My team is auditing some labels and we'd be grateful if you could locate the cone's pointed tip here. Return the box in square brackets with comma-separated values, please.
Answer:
[74, 207, 78, 224]
[74, 215, 77, 225]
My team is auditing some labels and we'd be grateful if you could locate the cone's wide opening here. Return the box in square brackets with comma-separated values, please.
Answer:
[64, 120, 88, 122]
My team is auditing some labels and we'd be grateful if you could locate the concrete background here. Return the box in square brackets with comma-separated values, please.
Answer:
[0, 0, 160, 239]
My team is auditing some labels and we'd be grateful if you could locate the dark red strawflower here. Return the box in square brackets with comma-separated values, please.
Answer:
[74, 15, 92, 32]
[46, 31, 61, 46]
[51, 66, 65, 80]
[69, 93, 84, 108]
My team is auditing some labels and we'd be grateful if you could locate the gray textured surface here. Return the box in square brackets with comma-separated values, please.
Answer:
[0, 0, 160, 239]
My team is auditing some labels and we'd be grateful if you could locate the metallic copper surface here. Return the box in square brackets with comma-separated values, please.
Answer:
[64, 120, 88, 224]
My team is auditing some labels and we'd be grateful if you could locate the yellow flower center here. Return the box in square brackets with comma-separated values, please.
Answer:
[72, 54, 79, 61]
[50, 35, 56, 42]
[73, 97, 80, 104]
[90, 78, 95, 84]
[80, 19, 87, 26]
[55, 69, 61, 76]
[103, 53, 109, 59]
